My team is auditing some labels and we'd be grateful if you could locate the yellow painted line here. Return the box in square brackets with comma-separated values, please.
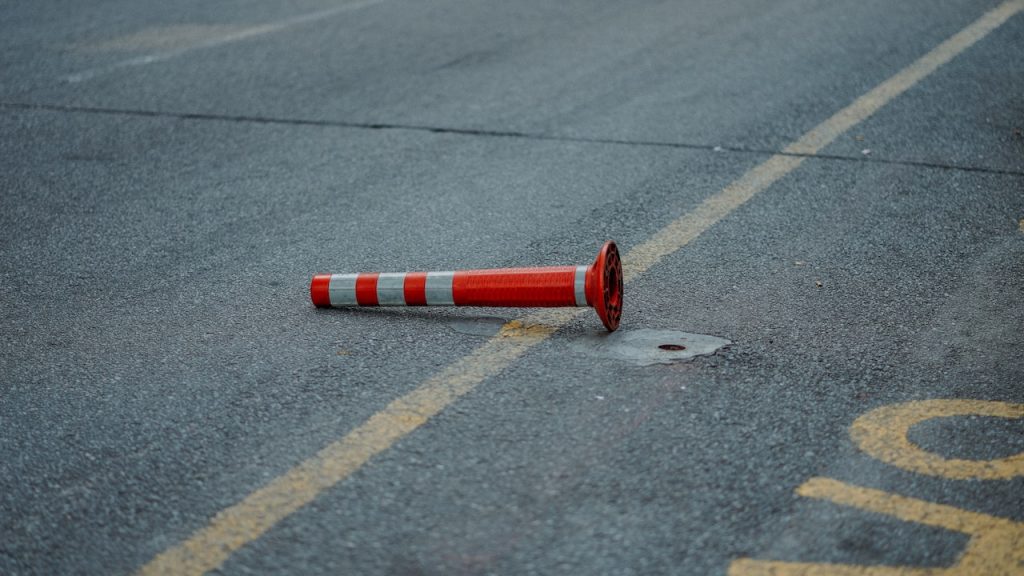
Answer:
[137, 2, 1024, 574]
[136, 316, 575, 575]
[729, 477, 1024, 575]
[795, 477, 1016, 535]
[625, 0, 1024, 281]
[850, 399, 1024, 480]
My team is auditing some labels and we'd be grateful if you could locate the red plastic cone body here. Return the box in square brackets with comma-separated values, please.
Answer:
[311, 241, 622, 331]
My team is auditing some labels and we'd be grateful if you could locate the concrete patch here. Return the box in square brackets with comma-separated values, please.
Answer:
[447, 316, 508, 337]
[571, 329, 731, 366]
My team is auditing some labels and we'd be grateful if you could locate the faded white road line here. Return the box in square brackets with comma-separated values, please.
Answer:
[63, 0, 385, 83]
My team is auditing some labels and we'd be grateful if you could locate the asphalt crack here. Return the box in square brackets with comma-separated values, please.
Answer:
[2, 100, 1021, 178]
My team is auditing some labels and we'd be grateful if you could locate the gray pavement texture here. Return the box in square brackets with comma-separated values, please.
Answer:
[2, 0, 1023, 574]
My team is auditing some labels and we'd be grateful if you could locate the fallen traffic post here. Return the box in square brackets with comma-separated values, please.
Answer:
[311, 240, 623, 331]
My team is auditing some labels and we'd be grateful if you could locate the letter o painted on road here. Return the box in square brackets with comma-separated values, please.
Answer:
[850, 399, 1024, 480]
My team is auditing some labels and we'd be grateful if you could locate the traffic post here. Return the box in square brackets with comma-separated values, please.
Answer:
[311, 241, 623, 331]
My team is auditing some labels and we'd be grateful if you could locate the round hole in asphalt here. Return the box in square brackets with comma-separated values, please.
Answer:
[658, 344, 687, 351]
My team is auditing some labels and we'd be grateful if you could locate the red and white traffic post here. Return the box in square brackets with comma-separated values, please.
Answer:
[310, 241, 623, 331]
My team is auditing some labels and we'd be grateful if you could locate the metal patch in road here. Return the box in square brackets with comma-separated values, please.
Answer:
[570, 329, 730, 366]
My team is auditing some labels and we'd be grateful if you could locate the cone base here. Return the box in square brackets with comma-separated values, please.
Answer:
[587, 241, 623, 332]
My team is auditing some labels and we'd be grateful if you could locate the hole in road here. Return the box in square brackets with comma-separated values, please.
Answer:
[659, 344, 687, 351]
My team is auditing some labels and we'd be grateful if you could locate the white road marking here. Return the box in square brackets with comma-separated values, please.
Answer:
[63, 0, 385, 83]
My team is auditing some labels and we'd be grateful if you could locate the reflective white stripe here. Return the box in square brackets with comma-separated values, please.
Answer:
[376, 272, 406, 306]
[328, 273, 358, 306]
[574, 265, 588, 307]
[425, 271, 455, 305]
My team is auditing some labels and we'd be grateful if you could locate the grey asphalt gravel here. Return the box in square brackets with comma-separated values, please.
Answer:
[2, 0, 1022, 574]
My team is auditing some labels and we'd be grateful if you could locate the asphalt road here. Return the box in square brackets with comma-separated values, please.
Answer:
[2, 1, 1023, 574]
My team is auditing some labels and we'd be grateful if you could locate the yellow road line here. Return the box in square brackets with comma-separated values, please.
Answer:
[796, 477, 1016, 535]
[730, 477, 1024, 575]
[137, 2, 1024, 574]
[850, 399, 1024, 480]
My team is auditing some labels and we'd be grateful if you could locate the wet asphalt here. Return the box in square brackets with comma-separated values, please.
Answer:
[2, 0, 1023, 574]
